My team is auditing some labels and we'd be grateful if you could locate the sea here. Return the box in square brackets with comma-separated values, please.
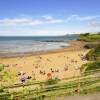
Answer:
[0, 36, 79, 57]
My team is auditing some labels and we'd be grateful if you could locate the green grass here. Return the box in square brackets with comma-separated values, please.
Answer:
[80, 33, 100, 74]
[0, 64, 4, 72]
[87, 34, 100, 39]
[0, 75, 100, 100]
[95, 86, 100, 91]
[82, 39, 100, 73]
[45, 78, 58, 85]
[79, 33, 100, 41]
[87, 46, 100, 57]
[85, 61, 100, 71]
[81, 61, 100, 73]
[2, 71, 9, 81]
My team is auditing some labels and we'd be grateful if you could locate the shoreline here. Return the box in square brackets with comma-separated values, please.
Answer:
[0, 40, 86, 58]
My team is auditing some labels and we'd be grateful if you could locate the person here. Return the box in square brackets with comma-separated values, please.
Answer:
[50, 68, 54, 73]
[27, 76, 32, 79]
[32, 71, 36, 80]
[35, 65, 38, 69]
[4, 64, 9, 67]
[40, 70, 45, 75]
[18, 71, 21, 76]
[47, 58, 51, 62]
[64, 67, 68, 71]
[75, 65, 80, 70]
[20, 76, 26, 83]
[55, 69, 59, 72]
[75, 60, 78, 63]
[53, 74, 59, 80]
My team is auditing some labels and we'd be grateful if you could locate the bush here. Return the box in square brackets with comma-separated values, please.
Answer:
[82, 61, 100, 73]
[79, 33, 100, 42]
[0, 86, 4, 92]
[0, 64, 4, 72]
[85, 61, 100, 71]
[86, 45, 100, 60]
[45, 78, 58, 85]
[84, 42, 100, 49]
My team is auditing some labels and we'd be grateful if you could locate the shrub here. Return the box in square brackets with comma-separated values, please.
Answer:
[0, 86, 4, 92]
[0, 64, 4, 72]
[86, 45, 100, 60]
[45, 78, 58, 85]
[85, 61, 100, 71]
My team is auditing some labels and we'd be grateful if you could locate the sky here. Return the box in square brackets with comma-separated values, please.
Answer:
[0, 0, 100, 36]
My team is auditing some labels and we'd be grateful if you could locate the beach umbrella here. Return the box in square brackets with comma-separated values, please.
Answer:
[0, 64, 4, 71]
[47, 72, 52, 78]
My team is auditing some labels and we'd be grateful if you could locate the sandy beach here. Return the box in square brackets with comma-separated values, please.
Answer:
[0, 40, 89, 84]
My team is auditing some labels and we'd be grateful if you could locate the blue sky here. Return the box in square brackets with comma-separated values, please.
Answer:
[0, 0, 100, 36]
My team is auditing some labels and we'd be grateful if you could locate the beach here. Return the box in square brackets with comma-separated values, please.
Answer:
[0, 40, 89, 85]
[0, 1, 100, 99]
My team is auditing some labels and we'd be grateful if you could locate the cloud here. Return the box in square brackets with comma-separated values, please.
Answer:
[88, 20, 100, 27]
[66, 15, 99, 22]
[0, 15, 99, 26]
[0, 16, 63, 26]
[0, 15, 100, 36]
[0, 18, 33, 25]
[42, 15, 53, 20]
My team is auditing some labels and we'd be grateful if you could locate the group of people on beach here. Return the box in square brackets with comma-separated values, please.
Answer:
[0, 51, 86, 84]
[16, 53, 85, 83]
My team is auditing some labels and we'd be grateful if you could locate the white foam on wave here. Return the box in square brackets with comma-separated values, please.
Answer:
[0, 40, 70, 53]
